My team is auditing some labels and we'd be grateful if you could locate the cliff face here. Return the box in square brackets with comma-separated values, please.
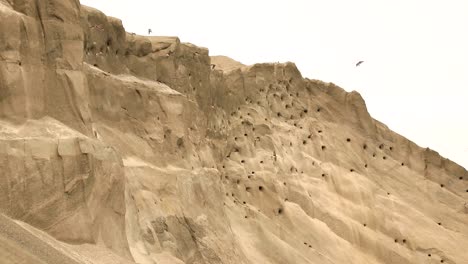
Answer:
[0, 1, 467, 264]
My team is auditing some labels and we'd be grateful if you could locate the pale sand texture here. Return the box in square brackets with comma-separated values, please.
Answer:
[0, 1, 467, 263]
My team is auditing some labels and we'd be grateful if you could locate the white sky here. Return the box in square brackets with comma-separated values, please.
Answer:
[80, 0, 468, 169]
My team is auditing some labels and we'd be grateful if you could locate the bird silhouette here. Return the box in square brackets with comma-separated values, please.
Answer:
[148, 28, 152, 35]
[356, 61, 364, 67]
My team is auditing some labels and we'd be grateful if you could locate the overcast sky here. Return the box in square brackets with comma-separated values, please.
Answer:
[80, 0, 468, 169]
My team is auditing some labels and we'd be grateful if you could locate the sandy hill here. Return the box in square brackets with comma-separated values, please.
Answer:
[0, 1, 467, 263]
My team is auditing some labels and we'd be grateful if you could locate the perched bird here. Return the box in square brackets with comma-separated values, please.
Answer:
[148, 28, 152, 35]
[356, 60, 364, 67]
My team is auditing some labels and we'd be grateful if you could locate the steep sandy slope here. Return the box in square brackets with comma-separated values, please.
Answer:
[0, 1, 467, 263]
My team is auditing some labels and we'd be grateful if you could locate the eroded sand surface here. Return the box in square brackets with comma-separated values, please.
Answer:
[0, 1, 467, 263]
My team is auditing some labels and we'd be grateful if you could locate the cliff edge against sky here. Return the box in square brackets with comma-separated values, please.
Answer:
[0, 1, 467, 263]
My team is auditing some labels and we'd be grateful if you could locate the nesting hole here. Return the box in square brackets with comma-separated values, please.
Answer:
[346, 138, 351, 142]
[321, 145, 326, 150]
[258, 186, 264, 191]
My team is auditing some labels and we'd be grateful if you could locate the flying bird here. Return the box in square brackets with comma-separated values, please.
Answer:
[355, 61, 364, 67]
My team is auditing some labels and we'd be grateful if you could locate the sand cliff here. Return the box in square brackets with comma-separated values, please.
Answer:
[0, 1, 467, 263]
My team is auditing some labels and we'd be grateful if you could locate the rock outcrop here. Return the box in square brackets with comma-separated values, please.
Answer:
[0, 1, 467, 264]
